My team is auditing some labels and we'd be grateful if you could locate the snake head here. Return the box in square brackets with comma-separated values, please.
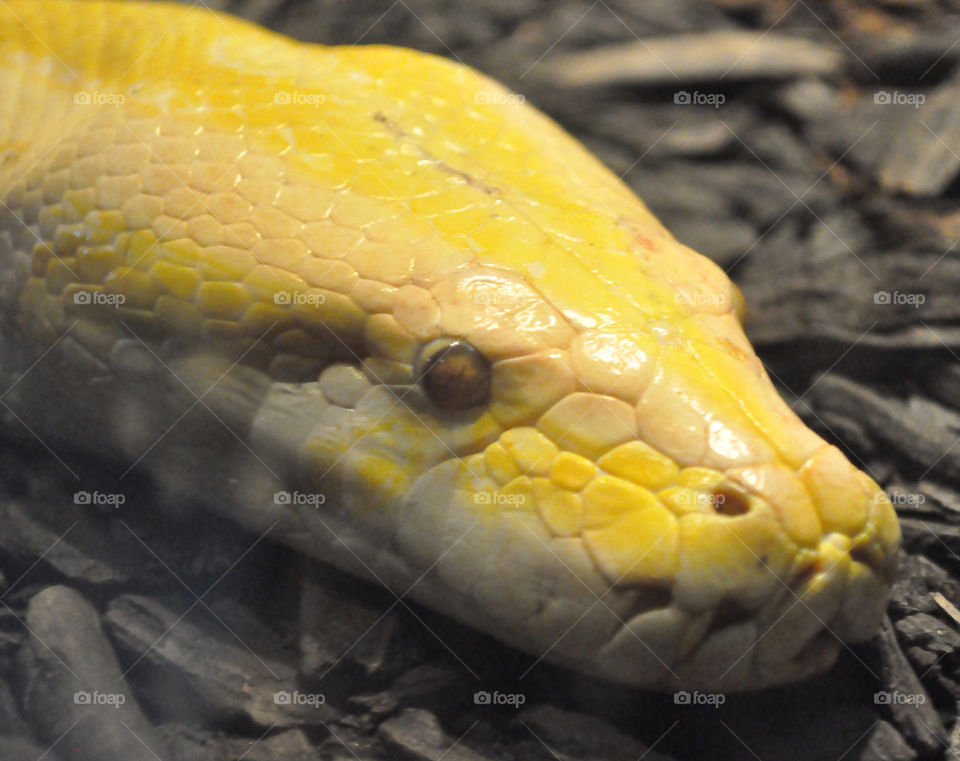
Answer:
[179, 51, 897, 691]
[320, 255, 900, 692]
[266, 49, 901, 691]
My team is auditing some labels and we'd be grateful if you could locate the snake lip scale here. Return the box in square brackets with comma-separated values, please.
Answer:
[0, 0, 899, 692]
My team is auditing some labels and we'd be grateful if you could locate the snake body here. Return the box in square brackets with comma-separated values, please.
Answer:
[0, 0, 899, 691]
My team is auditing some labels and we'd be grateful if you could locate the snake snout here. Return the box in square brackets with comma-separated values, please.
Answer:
[624, 448, 900, 691]
[799, 446, 900, 579]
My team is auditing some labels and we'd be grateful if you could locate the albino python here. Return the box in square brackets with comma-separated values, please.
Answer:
[0, 0, 899, 691]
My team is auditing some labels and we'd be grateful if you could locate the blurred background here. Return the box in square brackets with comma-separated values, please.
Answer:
[4, 1, 960, 760]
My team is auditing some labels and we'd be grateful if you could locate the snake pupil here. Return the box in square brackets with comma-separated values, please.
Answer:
[416, 339, 491, 409]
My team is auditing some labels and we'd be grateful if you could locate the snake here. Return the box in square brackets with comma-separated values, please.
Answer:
[0, 0, 899, 692]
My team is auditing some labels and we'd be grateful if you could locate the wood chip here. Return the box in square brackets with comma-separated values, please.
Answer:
[544, 31, 844, 87]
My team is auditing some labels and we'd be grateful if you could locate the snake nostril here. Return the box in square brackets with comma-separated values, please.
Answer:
[708, 599, 755, 631]
[712, 486, 751, 516]
[792, 561, 818, 590]
[850, 542, 882, 571]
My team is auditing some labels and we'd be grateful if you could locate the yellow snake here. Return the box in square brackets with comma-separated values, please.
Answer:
[0, 0, 899, 691]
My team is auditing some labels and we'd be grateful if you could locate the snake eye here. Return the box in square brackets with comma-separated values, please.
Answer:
[416, 339, 491, 409]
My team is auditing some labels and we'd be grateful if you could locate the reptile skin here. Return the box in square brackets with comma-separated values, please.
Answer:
[0, 0, 899, 691]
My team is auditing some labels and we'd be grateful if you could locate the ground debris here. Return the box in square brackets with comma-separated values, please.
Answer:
[4, 2, 960, 761]
[104, 593, 337, 728]
[377, 709, 495, 761]
[19, 585, 171, 761]
[544, 30, 844, 87]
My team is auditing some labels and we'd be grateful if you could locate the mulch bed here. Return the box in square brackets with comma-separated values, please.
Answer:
[3, 1, 960, 759]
